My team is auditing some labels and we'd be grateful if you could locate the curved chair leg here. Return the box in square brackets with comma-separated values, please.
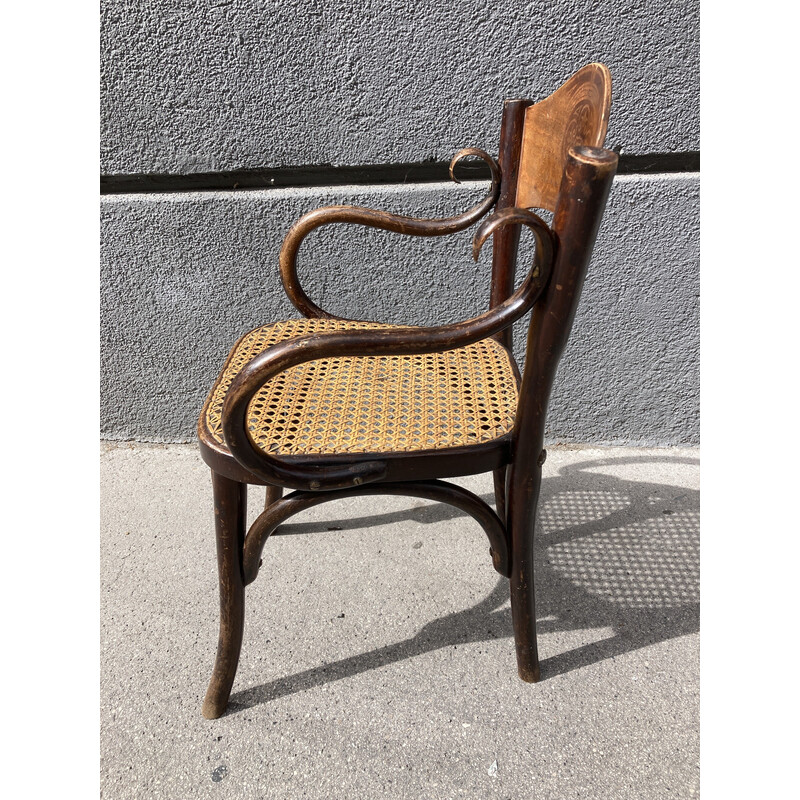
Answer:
[507, 461, 542, 682]
[264, 483, 283, 510]
[202, 471, 248, 719]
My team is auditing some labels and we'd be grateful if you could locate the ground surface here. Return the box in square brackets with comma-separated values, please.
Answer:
[100, 443, 699, 799]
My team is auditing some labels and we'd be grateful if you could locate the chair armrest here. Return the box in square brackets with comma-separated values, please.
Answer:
[280, 148, 501, 318]
[223, 206, 554, 492]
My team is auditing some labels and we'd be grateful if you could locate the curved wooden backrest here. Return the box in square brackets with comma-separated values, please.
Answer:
[515, 63, 611, 212]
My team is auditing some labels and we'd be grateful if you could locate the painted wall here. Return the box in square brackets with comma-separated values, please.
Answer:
[100, 0, 700, 445]
[101, 0, 699, 173]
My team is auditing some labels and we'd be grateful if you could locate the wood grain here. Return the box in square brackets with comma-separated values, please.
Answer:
[516, 63, 611, 212]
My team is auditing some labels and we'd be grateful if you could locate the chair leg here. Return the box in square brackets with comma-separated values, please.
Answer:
[493, 467, 507, 524]
[507, 461, 542, 682]
[202, 471, 248, 719]
[264, 484, 283, 510]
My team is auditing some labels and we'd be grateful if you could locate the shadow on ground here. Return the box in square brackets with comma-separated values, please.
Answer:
[228, 454, 699, 713]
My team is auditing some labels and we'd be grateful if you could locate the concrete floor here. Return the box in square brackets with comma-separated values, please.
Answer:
[100, 443, 699, 799]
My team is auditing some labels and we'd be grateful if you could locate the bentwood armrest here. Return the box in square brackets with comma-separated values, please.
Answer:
[222, 207, 555, 491]
[280, 148, 501, 319]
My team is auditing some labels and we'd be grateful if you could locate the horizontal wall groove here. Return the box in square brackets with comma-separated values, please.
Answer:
[100, 151, 699, 195]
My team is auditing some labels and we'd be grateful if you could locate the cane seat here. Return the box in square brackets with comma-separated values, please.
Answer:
[201, 318, 519, 457]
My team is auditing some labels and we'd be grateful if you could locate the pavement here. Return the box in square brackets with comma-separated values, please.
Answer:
[100, 442, 699, 799]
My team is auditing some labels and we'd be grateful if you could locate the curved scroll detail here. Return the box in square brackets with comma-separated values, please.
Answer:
[471, 206, 555, 290]
[221, 206, 554, 492]
[242, 480, 510, 584]
[280, 148, 501, 319]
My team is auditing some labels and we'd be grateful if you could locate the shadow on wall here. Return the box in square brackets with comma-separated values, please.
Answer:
[227, 454, 699, 713]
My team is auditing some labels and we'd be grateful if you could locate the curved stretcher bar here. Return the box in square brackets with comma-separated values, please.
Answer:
[241, 479, 511, 584]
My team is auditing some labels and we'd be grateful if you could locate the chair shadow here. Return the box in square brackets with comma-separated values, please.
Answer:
[227, 453, 699, 714]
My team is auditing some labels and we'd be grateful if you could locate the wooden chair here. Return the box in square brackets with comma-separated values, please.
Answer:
[197, 63, 617, 718]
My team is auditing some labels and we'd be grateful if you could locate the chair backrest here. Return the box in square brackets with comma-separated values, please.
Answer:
[516, 63, 611, 213]
[490, 63, 612, 336]
[489, 64, 617, 460]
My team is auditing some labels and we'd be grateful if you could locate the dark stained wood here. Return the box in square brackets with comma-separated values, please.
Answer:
[493, 466, 507, 524]
[280, 148, 501, 320]
[241, 480, 510, 585]
[199, 427, 514, 487]
[516, 63, 611, 213]
[200, 65, 619, 715]
[507, 145, 618, 682]
[202, 472, 248, 719]
[490, 99, 532, 350]
[486, 100, 541, 517]
[264, 484, 283, 510]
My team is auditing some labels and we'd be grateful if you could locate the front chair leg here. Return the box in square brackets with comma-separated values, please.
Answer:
[507, 459, 543, 683]
[202, 471, 248, 719]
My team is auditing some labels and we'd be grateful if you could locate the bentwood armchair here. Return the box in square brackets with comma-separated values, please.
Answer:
[197, 63, 617, 718]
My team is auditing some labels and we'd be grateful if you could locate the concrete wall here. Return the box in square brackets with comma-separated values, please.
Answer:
[101, 0, 699, 173]
[101, 0, 700, 445]
[101, 173, 698, 445]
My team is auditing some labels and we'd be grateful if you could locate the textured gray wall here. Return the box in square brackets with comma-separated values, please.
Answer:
[101, 173, 699, 445]
[101, 0, 699, 174]
[100, 0, 699, 445]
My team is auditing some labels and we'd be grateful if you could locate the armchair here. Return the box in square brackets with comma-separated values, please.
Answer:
[197, 63, 617, 718]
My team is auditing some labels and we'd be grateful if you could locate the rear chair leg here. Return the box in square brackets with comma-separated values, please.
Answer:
[493, 466, 508, 524]
[507, 460, 543, 682]
[202, 472, 247, 719]
[264, 484, 283, 510]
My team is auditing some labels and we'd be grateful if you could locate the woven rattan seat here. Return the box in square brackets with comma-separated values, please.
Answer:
[202, 318, 518, 457]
